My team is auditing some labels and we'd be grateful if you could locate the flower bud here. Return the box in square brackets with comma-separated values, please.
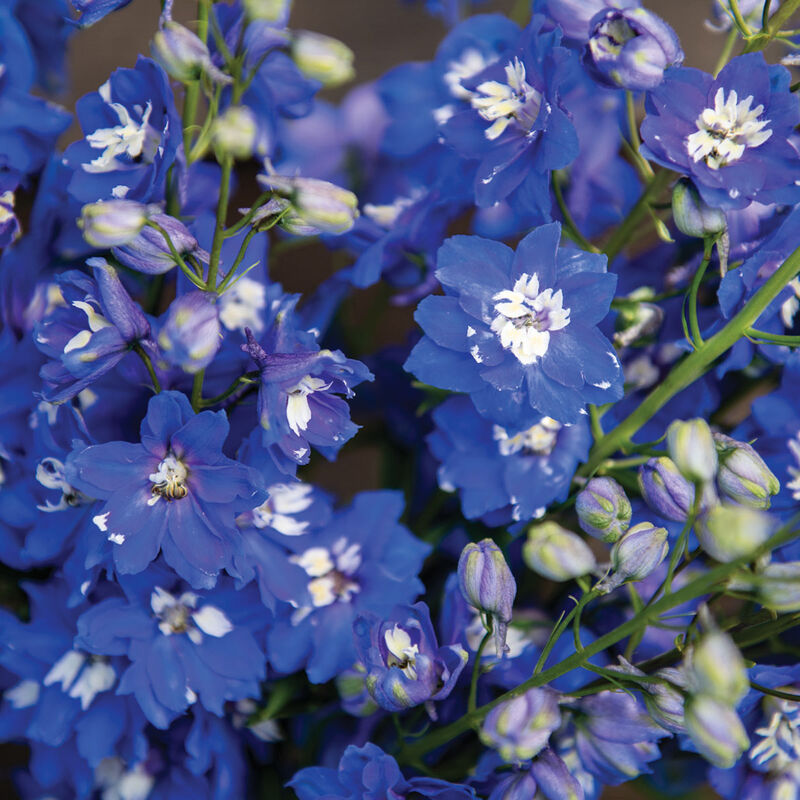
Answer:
[714, 433, 780, 510]
[645, 667, 687, 734]
[152, 21, 230, 85]
[336, 663, 378, 718]
[667, 418, 718, 484]
[243, 0, 289, 21]
[523, 522, 596, 583]
[575, 477, 632, 542]
[157, 291, 221, 374]
[79, 200, 149, 248]
[259, 174, 359, 235]
[756, 562, 800, 612]
[113, 213, 206, 275]
[457, 539, 516, 656]
[480, 688, 561, 763]
[638, 457, 716, 522]
[291, 30, 354, 87]
[695, 503, 773, 563]
[685, 630, 748, 705]
[212, 106, 260, 160]
[598, 522, 668, 593]
[685, 696, 749, 768]
[672, 178, 726, 239]
[584, 7, 683, 91]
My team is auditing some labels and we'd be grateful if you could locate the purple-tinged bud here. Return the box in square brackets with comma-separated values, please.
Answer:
[575, 476, 632, 542]
[152, 21, 231, 85]
[714, 433, 780, 510]
[695, 503, 774, 563]
[480, 688, 561, 763]
[672, 178, 727, 239]
[335, 663, 378, 718]
[113, 213, 206, 275]
[79, 200, 149, 248]
[667, 418, 718, 484]
[685, 696, 749, 768]
[598, 522, 668, 593]
[638, 457, 716, 522]
[212, 106, 268, 160]
[756, 562, 800, 612]
[88, 258, 151, 342]
[291, 31, 354, 87]
[523, 522, 596, 583]
[685, 630, 748, 705]
[157, 291, 221, 374]
[457, 539, 516, 656]
[258, 173, 359, 235]
[583, 7, 683, 91]
[646, 667, 687, 734]
[243, 0, 289, 21]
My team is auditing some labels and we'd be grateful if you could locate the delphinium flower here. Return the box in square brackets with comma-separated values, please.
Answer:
[405, 223, 623, 425]
[428, 395, 591, 524]
[640, 53, 800, 209]
[65, 391, 263, 588]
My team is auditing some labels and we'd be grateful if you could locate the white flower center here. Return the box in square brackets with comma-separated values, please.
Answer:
[61, 299, 113, 355]
[84, 100, 159, 174]
[150, 586, 233, 645]
[148, 454, 188, 502]
[384, 624, 419, 679]
[219, 277, 266, 333]
[289, 537, 361, 608]
[490, 272, 570, 364]
[686, 88, 772, 170]
[493, 417, 563, 456]
[444, 48, 491, 100]
[286, 375, 332, 437]
[94, 757, 155, 800]
[787, 434, 800, 502]
[43, 650, 115, 711]
[251, 482, 314, 535]
[749, 694, 800, 773]
[471, 57, 542, 141]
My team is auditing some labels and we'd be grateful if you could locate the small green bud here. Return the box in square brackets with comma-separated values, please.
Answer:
[672, 177, 726, 239]
[523, 522, 596, 582]
[667, 418, 718, 484]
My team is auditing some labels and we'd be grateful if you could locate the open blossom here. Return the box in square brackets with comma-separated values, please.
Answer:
[405, 223, 623, 426]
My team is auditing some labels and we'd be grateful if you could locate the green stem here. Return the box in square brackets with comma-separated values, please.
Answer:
[743, 0, 800, 51]
[579, 242, 800, 476]
[206, 156, 233, 291]
[552, 175, 599, 253]
[750, 681, 800, 702]
[745, 327, 800, 347]
[224, 191, 272, 238]
[762, 0, 774, 30]
[198, 371, 259, 408]
[728, 0, 753, 35]
[182, 0, 210, 156]
[145, 220, 207, 290]
[714, 27, 740, 76]
[603, 171, 673, 263]
[190, 370, 205, 412]
[589, 405, 604, 442]
[625, 91, 654, 181]
[468, 624, 492, 714]
[663, 488, 702, 596]
[688, 239, 715, 348]
[133, 343, 161, 393]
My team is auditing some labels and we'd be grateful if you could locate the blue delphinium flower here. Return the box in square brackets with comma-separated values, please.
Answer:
[74, 574, 267, 729]
[428, 395, 591, 525]
[440, 15, 579, 215]
[353, 601, 467, 711]
[263, 491, 430, 683]
[544, 0, 640, 41]
[405, 222, 623, 425]
[640, 53, 800, 209]
[289, 742, 476, 799]
[33, 258, 155, 404]
[65, 391, 263, 588]
[69, 0, 135, 27]
[62, 56, 181, 204]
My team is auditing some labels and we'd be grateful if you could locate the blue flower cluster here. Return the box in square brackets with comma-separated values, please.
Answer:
[0, 0, 799, 798]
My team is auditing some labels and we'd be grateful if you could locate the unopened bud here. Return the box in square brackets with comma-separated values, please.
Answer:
[523, 522, 596, 582]
[667, 418, 718, 484]
[243, 0, 289, 21]
[695, 503, 774, 563]
[672, 178, 726, 239]
[756, 561, 800, 612]
[639, 457, 716, 522]
[291, 30, 354, 87]
[714, 433, 780, 510]
[212, 106, 261, 160]
[79, 200, 149, 248]
[152, 21, 230, 85]
[685, 696, 749, 768]
[598, 522, 668, 593]
[157, 291, 221, 374]
[575, 477, 631, 542]
[457, 539, 516, 656]
[686, 630, 748, 704]
[113, 213, 204, 275]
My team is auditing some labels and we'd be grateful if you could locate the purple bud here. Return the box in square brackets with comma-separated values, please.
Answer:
[666, 418, 718, 484]
[756, 562, 800, 612]
[672, 178, 726, 239]
[685, 696, 749, 768]
[113, 213, 206, 275]
[480, 688, 561, 763]
[583, 7, 683, 91]
[79, 200, 149, 248]
[686, 630, 748, 704]
[157, 291, 221, 374]
[88, 257, 150, 342]
[638, 457, 716, 522]
[575, 476, 632, 542]
[523, 522, 596, 582]
[598, 522, 668, 592]
[695, 503, 774, 563]
[714, 433, 780, 510]
[457, 539, 516, 656]
[152, 22, 226, 84]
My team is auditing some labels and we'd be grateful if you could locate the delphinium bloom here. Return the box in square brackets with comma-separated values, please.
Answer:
[353, 601, 467, 711]
[640, 53, 800, 209]
[65, 391, 263, 588]
[428, 395, 591, 524]
[405, 223, 622, 425]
